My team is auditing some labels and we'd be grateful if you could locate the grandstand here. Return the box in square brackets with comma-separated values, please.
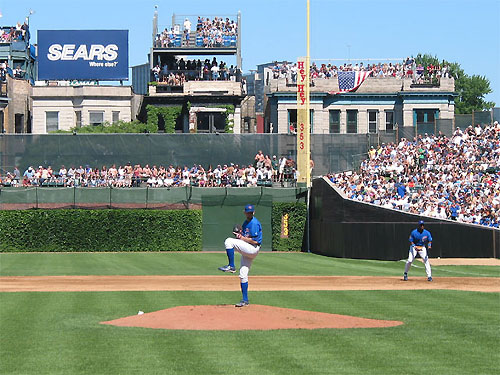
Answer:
[329, 121, 500, 229]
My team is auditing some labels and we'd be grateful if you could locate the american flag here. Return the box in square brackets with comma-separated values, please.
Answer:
[331, 71, 372, 94]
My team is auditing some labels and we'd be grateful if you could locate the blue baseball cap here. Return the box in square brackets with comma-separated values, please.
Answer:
[244, 204, 255, 212]
[418, 220, 425, 225]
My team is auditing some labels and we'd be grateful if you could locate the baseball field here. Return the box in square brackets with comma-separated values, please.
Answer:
[1, 252, 499, 375]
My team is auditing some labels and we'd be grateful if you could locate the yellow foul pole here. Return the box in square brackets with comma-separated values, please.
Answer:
[297, 0, 311, 187]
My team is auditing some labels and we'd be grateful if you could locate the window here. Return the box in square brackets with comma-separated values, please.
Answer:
[414, 109, 439, 135]
[196, 112, 226, 133]
[288, 109, 314, 134]
[45, 112, 58, 133]
[288, 109, 297, 134]
[89, 111, 104, 126]
[243, 117, 251, 133]
[75, 111, 82, 128]
[415, 109, 436, 125]
[368, 110, 378, 133]
[15, 113, 24, 133]
[329, 110, 340, 133]
[347, 110, 357, 133]
[309, 109, 314, 133]
[0, 110, 4, 133]
[385, 111, 394, 132]
[112, 111, 120, 124]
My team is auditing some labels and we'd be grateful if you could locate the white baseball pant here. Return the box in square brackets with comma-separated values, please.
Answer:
[225, 237, 260, 283]
[404, 245, 432, 278]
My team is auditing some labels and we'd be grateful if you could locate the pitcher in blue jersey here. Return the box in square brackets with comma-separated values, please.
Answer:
[218, 204, 262, 307]
[404, 220, 433, 281]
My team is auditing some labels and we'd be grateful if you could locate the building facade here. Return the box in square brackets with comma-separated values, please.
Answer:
[265, 75, 456, 137]
[30, 84, 139, 133]
[135, 11, 245, 133]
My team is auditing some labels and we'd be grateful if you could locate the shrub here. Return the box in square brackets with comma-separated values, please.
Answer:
[271, 202, 307, 251]
[0, 209, 202, 252]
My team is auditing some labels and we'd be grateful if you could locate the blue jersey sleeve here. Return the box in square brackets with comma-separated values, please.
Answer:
[425, 230, 432, 243]
[409, 230, 416, 243]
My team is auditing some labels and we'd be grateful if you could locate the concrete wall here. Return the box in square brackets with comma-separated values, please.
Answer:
[240, 95, 256, 133]
[269, 77, 455, 94]
[6, 77, 30, 133]
[149, 80, 243, 96]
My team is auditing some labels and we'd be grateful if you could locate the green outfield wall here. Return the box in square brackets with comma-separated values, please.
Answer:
[0, 187, 307, 252]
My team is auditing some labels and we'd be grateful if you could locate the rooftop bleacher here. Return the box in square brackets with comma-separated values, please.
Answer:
[153, 14, 239, 52]
[264, 58, 455, 94]
[0, 23, 29, 44]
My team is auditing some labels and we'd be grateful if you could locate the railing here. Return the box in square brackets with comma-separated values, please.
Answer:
[154, 85, 184, 94]
[152, 68, 235, 83]
[154, 33, 237, 49]
[155, 13, 239, 50]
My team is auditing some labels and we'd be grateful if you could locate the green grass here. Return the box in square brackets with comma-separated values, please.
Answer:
[1, 252, 499, 277]
[1, 290, 498, 375]
[0, 253, 499, 374]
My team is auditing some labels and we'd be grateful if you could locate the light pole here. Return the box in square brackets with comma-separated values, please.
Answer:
[26, 9, 35, 27]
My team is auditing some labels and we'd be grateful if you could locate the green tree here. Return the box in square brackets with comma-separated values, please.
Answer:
[414, 53, 495, 114]
[454, 75, 494, 114]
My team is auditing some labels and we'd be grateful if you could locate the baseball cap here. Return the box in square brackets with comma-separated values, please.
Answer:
[418, 220, 425, 225]
[244, 204, 255, 212]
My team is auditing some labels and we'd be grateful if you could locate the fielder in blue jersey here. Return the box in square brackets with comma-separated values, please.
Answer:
[218, 204, 262, 307]
[403, 220, 433, 281]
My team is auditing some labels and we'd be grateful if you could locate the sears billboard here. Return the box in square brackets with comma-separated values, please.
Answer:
[37, 30, 128, 81]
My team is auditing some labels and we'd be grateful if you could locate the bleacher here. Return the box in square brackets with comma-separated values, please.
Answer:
[155, 14, 238, 50]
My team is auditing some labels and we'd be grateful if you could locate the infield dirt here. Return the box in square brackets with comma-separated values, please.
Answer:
[1, 275, 498, 292]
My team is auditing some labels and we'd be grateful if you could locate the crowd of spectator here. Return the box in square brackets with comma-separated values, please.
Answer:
[151, 57, 241, 83]
[196, 16, 237, 48]
[155, 16, 237, 49]
[155, 27, 185, 48]
[328, 121, 500, 228]
[270, 57, 452, 85]
[0, 61, 24, 81]
[0, 23, 29, 43]
[0, 153, 298, 189]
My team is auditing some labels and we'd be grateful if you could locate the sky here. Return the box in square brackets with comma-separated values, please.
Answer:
[1, 0, 499, 105]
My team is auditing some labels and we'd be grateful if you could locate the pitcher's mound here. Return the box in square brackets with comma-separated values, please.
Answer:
[101, 304, 403, 330]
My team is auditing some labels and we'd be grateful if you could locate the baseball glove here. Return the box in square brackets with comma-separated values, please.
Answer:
[233, 224, 242, 235]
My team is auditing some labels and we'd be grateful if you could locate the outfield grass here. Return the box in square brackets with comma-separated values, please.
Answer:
[1, 252, 499, 277]
[0, 253, 499, 375]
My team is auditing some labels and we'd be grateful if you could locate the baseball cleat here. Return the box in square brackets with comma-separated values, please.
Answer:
[235, 300, 249, 307]
[427, 277, 433, 282]
[403, 273, 408, 281]
[218, 265, 236, 273]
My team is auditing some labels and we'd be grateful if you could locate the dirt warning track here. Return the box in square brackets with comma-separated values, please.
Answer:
[1, 275, 499, 293]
